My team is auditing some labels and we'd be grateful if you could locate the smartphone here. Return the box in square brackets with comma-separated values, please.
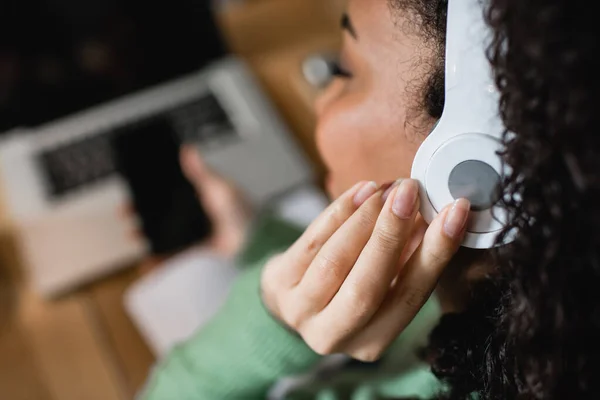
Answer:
[111, 115, 212, 255]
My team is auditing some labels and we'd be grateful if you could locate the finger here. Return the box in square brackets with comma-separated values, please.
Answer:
[180, 145, 211, 186]
[128, 227, 145, 242]
[398, 214, 427, 267]
[118, 203, 144, 242]
[117, 202, 136, 220]
[291, 183, 389, 315]
[342, 199, 470, 360]
[180, 144, 249, 217]
[273, 181, 380, 288]
[398, 198, 470, 292]
[180, 145, 233, 195]
[310, 180, 420, 337]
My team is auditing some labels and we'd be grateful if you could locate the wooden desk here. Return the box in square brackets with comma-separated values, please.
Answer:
[0, 1, 344, 399]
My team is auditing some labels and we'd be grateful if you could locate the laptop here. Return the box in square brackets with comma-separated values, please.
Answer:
[0, 0, 314, 297]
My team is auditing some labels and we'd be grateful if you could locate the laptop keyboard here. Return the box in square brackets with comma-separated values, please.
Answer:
[38, 132, 118, 198]
[168, 93, 237, 145]
[38, 92, 238, 198]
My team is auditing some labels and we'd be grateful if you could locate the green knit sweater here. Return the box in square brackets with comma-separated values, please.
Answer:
[139, 214, 445, 400]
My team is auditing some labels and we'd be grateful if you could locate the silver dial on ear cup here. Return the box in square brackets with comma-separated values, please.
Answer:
[448, 160, 501, 211]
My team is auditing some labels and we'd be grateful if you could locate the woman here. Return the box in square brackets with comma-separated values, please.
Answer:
[142, 0, 600, 397]
[141, 0, 475, 398]
[424, 0, 600, 399]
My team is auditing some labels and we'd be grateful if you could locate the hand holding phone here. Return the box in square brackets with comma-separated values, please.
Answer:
[111, 116, 212, 256]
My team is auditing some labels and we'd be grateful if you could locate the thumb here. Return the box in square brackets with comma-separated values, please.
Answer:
[179, 144, 247, 219]
[179, 145, 253, 256]
[180, 145, 219, 190]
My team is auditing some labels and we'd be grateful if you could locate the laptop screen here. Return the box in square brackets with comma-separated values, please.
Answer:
[0, 0, 227, 133]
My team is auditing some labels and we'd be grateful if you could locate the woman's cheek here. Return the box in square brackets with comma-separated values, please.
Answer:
[314, 79, 345, 118]
[316, 106, 356, 166]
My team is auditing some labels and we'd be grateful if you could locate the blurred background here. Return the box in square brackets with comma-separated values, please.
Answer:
[0, 0, 346, 398]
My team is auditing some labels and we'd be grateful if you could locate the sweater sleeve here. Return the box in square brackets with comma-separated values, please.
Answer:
[139, 214, 322, 399]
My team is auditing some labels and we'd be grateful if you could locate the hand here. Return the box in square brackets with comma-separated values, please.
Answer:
[261, 179, 470, 362]
[179, 145, 253, 258]
[119, 145, 253, 266]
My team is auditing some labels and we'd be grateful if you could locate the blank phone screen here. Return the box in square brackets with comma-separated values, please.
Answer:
[111, 116, 212, 255]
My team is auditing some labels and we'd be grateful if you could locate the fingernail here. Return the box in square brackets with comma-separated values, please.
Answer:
[382, 179, 403, 202]
[353, 181, 378, 206]
[392, 179, 419, 219]
[444, 199, 471, 239]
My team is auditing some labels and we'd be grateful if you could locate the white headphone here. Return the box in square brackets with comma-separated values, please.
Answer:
[411, 0, 509, 249]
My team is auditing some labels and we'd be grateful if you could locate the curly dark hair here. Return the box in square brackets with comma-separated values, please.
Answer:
[421, 0, 600, 399]
[389, 0, 448, 120]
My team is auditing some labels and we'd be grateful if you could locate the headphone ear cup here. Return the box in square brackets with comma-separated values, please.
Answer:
[412, 132, 507, 249]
